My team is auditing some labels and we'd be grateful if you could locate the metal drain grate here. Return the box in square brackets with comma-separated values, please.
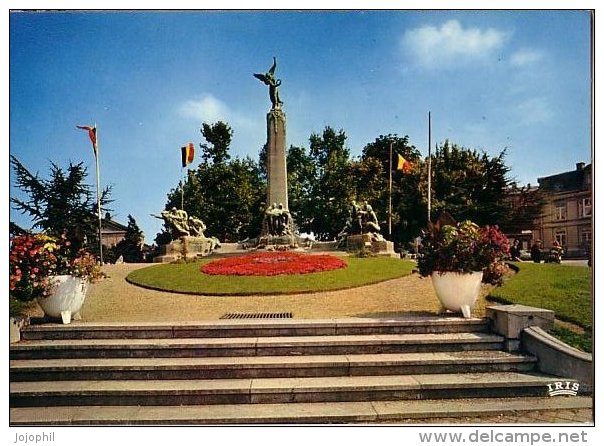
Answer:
[220, 312, 293, 320]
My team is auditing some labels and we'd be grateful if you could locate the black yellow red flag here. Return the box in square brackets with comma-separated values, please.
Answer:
[181, 143, 194, 167]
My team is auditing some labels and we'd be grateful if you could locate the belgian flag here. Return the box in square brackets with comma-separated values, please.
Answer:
[396, 154, 412, 173]
[181, 142, 195, 168]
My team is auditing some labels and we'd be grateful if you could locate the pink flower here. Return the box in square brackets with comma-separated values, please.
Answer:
[202, 252, 347, 276]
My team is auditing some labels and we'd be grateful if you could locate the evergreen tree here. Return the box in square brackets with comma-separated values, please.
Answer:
[115, 215, 145, 262]
[10, 155, 112, 255]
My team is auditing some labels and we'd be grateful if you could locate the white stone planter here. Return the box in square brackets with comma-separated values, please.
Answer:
[431, 271, 483, 318]
[37, 275, 88, 324]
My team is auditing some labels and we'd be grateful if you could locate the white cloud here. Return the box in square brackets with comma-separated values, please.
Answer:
[402, 20, 508, 68]
[178, 94, 231, 123]
[514, 97, 554, 125]
[510, 48, 544, 67]
[177, 93, 256, 134]
[177, 93, 262, 156]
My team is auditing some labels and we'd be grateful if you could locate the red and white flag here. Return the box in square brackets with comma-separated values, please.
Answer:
[76, 125, 98, 157]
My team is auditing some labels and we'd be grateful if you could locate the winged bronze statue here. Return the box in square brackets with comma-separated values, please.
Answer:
[253, 57, 283, 109]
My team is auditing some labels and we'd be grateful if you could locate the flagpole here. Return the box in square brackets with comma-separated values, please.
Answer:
[427, 112, 432, 223]
[181, 167, 184, 210]
[94, 122, 103, 265]
[388, 141, 393, 237]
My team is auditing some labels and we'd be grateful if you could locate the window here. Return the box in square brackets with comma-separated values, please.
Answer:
[580, 229, 592, 246]
[554, 201, 567, 220]
[555, 231, 567, 247]
[579, 197, 592, 217]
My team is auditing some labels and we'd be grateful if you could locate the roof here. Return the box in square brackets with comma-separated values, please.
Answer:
[537, 163, 591, 193]
[101, 218, 128, 232]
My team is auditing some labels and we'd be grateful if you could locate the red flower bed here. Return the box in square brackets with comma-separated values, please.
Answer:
[201, 252, 347, 276]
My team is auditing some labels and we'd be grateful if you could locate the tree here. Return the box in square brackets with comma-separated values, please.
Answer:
[163, 159, 265, 243]
[309, 126, 349, 167]
[200, 121, 232, 165]
[286, 145, 316, 234]
[9, 222, 27, 237]
[158, 122, 265, 243]
[429, 141, 511, 226]
[10, 155, 112, 255]
[258, 143, 268, 181]
[114, 215, 145, 262]
[307, 126, 355, 240]
[360, 134, 424, 248]
[499, 185, 545, 235]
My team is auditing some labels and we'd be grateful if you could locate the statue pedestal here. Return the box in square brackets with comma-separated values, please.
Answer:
[257, 234, 298, 249]
[153, 236, 220, 263]
[346, 234, 397, 257]
[257, 216, 298, 248]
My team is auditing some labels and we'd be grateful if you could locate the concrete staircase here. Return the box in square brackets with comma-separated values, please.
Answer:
[10, 317, 591, 425]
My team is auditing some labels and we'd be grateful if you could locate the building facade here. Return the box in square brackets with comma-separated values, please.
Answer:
[532, 162, 592, 258]
[101, 213, 128, 248]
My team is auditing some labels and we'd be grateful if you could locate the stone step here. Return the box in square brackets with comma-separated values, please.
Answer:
[10, 371, 563, 407]
[9, 395, 592, 425]
[9, 397, 593, 426]
[10, 332, 504, 359]
[19, 317, 490, 340]
[10, 350, 536, 381]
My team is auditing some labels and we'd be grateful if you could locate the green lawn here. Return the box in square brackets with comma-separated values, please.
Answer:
[127, 256, 415, 295]
[488, 262, 593, 352]
[489, 263, 593, 329]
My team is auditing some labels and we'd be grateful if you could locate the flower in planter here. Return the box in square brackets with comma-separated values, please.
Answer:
[417, 217, 510, 285]
[9, 233, 104, 302]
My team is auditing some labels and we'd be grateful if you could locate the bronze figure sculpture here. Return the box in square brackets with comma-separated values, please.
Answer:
[254, 57, 283, 109]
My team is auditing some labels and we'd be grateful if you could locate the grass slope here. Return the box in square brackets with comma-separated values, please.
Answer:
[127, 257, 415, 296]
[488, 262, 593, 352]
[489, 263, 593, 329]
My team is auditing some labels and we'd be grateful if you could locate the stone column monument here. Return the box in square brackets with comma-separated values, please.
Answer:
[254, 57, 296, 247]
[266, 108, 288, 210]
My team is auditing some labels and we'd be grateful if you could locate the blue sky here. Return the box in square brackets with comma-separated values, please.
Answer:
[9, 9, 593, 243]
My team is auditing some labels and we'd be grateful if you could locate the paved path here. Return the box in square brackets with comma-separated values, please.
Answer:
[389, 408, 593, 424]
[72, 263, 489, 323]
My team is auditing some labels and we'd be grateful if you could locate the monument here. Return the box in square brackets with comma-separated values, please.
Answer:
[337, 200, 396, 257]
[254, 57, 296, 247]
[152, 208, 220, 263]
